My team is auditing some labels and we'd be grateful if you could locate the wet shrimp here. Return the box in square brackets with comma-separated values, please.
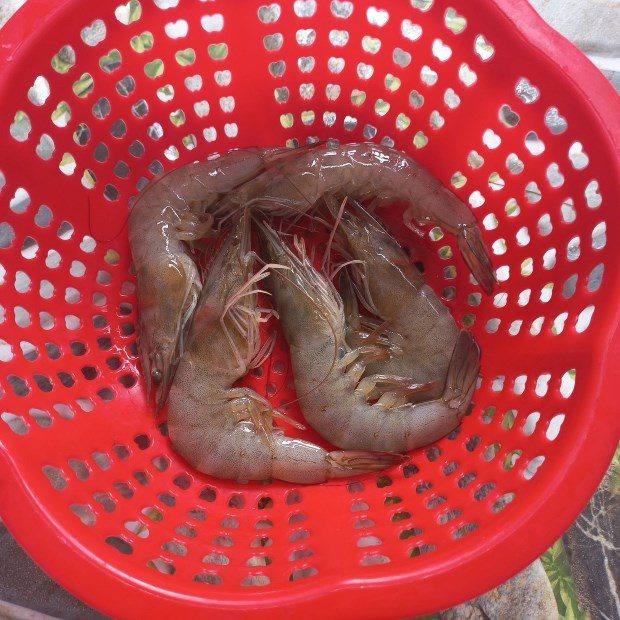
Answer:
[129, 147, 293, 411]
[167, 213, 406, 483]
[218, 142, 496, 294]
[331, 197, 459, 403]
[259, 222, 480, 453]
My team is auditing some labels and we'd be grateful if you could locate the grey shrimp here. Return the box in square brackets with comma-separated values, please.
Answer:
[218, 142, 496, 294]
[129, 147, 292, 411]
[167, 213, 406, 483]
[259, 221, 480, 453]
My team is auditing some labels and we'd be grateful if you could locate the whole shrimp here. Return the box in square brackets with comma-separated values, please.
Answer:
[217, 142, 496, 294]
[167, 212, 406, 483]
[332, 197, 459, 403]
[259, 221, 480, 453]
[129, 147, 295, 411]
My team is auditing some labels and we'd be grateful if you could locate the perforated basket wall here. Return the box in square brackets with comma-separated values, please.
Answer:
[0, 0, 618, 617]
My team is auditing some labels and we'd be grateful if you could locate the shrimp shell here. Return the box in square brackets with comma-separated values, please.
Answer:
[167, 213, 406, 483]
[218, 142, 496, 294]
[129, 147, 298, 411]
[259, 222, 480, 453]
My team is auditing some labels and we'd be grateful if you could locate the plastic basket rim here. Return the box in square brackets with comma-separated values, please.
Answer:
[0, 0, 618, 618]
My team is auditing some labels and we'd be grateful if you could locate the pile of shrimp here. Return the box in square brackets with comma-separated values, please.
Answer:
[129, 143, 496, 484]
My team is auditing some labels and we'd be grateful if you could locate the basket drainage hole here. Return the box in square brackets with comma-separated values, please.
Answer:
[348, 481, 365, 493]
[106, 536, 133, 555]
[154, 494, 175, 510]
[547, 414, 565, 441]
[492, 493, 516, 513]
[134, 434, 152, 450]
[1, 412, 28, 435]
[410, 544, 436, 558]
[524, 455, 545, 480]
[360, 554, 390, 566]
[251, 536, 273, 548]
[173, 474, 192, 490]
[114, 482, 134, 499]
[194, 573, 222, 585]
[142, 506, 164, 522]
[213, 535, 234, 547]
[286, 490, 302, 505]
[357, 535, 381, 547]
[426, 495, 446, 510]
[199, 486, 217, 502]
[92, 452, 111, 470]
[94, 492, 116, 512]
[247, 555, 272, 567]
[68, 459, 90, 480]
[289, 567, 318, 581]
[43, 465, 67, 491]
[176, 524, 197, 538]
[242, 575, 270, 586]
[188, 509, 206, 521]
[113, 444, 130, 460]
[152, 455, 170, 472]
[163, 541, 187, 556]
[70, 504, 96, 526]
[134, 470, 151, 486]
[474, 482, 496, 501]
[147, 558, 176, 575]
[257, 496, 273, 509]
[452, 522, 479, 539]
[458, 472, 477, 488]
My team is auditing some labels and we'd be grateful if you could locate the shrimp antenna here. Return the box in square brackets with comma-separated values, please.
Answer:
[255, 220, 345, 408]
[321, 196, 348, 275]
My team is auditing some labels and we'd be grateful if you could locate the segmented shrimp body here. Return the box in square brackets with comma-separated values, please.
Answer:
[260, 222, 480, 453]
[129, 147, 287, 411]
[220, 142, 496, 294]
[167, 214, 405, 483]
[334, 199, 460, 402]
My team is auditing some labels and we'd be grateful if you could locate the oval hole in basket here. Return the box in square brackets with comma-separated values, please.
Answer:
[194, 572, 222, 585]
[106, 536, 133, 555]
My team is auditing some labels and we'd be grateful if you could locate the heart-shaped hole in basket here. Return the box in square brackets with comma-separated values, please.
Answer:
[80, 19, 107, 46]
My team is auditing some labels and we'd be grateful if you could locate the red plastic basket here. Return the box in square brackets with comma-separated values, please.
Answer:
[0, 0, 618, 617]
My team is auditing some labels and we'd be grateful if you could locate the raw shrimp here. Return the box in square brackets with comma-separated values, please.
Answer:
[332, 197, 459, 403]
[259, 222, 480, 453]
[217, 142, 496, 294]
[129, 147, 292, 411]
[167, 213, 406, 483]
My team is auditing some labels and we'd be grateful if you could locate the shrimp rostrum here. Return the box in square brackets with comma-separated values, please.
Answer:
[259, 215, 481, 454]
[167, 213, 406, 483]
[218, 142, 496, 295]
[129, 147, 297, 411]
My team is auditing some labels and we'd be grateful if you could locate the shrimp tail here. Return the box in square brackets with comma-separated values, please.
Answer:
[457, 225, 497, 295]
[326, 450, 409, 478]
[443, 330, 481, 417]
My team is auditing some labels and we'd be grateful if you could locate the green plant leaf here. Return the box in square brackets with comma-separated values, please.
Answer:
[541, 541, 586, 619]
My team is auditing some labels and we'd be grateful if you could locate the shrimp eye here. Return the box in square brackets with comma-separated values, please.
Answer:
[151, 368, 163, 384]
